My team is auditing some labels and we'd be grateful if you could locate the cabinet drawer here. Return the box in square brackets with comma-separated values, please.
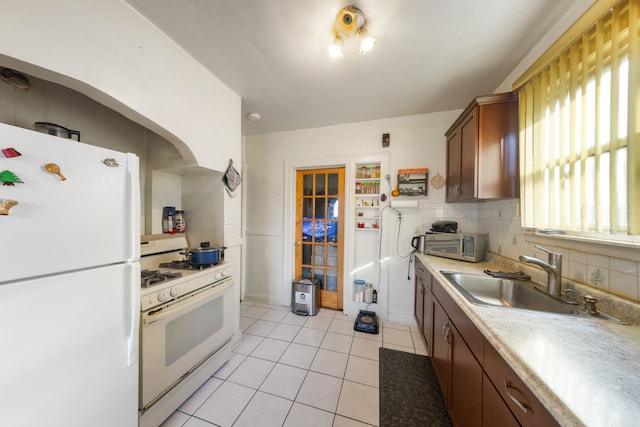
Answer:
[483, 341, 559, 427]
[432, 279, 483, 362]
[482, 373, 519, 427]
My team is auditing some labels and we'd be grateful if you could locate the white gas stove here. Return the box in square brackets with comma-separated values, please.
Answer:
[138, 235, 235, 427]
[139, 234, 231, 312]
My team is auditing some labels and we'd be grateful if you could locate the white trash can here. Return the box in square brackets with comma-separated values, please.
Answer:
[292, 278, 320, 316]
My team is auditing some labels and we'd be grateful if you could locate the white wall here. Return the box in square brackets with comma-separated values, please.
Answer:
[0, 0, 243, 284]
[0, 73, 151, 234]
[245, 111, 460, 322]
[0, 0, 240, 174]
[244, 0, 640, 320]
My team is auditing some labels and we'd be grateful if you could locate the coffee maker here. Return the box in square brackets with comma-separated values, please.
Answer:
[411, 235, 426, 253]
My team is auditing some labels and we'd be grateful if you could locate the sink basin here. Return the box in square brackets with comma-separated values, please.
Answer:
[440, 272, 579, 315]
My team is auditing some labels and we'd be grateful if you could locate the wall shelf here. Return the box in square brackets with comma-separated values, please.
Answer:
[355, 162, 381, 231]
[397, 168, 428, 196]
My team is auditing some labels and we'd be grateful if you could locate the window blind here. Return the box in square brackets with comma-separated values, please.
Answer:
[517, 0, 640, 237]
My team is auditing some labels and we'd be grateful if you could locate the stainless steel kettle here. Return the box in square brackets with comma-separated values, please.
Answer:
[411, 235, 426, 253]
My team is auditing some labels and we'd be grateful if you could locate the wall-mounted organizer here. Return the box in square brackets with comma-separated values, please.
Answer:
[354, 162, 381, 230]
[397, 168, 428, 196]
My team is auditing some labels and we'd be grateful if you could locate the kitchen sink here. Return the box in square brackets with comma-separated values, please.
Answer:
[440, 272, 579, 315]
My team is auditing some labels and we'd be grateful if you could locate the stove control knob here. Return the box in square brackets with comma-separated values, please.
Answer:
[170, 287, 180, 297]
[214, 271, 223, 280]
[158, 291, 169, 302]
[222, 270, 230, 277]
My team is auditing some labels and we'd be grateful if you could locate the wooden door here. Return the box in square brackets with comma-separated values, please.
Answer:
[295, 168, 345, 309]
[446, 128, 461, 202]
[459, 110, 478, 200]
[421, 271, 433, 356]
[450, 322, 483, 427]
[432, 298, 451, 402]
[414, 264, 425, 329]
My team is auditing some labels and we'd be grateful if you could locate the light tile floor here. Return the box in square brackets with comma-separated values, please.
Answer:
[160, 300, 428, 427]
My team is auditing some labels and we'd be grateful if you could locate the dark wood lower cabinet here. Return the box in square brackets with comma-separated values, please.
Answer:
[431, 298, 450, 398]
[421, 278, 433, 354]
[432, 295, 482, 427]
[415, 257, 433, 353]
[482, 373, 519, 427]
[484, 342, 560, 427]
[450, 321, 482, 427]
[414, 261, 560, 427]
[415, 262, 425, 329]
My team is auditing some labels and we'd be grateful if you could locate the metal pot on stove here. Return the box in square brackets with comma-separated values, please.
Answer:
[183, 242, 221, 266]
[34, 122, 81, 141]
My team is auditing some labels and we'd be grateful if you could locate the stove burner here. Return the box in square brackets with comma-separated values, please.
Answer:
[141, 270, 183, 288]
[159, 261, 217, 270]
[141, 269, 159, 278]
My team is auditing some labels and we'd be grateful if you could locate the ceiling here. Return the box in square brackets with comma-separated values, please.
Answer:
[124, 0, 577, 136]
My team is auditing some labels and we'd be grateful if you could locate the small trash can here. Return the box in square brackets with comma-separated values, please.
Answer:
[292, 278, 320, 316]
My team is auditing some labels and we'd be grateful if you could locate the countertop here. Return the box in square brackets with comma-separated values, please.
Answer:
[416, 253, 640, 427]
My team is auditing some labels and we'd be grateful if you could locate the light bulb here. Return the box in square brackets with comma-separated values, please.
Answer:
[358, 30, 375, 54]
[328, 36, 344, 59]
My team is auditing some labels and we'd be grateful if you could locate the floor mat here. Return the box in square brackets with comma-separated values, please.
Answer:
[379, 347, 452, 427]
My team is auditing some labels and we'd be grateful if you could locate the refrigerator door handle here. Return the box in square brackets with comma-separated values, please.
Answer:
[126, 153, 141, 261]
[125, 262, 141, 367]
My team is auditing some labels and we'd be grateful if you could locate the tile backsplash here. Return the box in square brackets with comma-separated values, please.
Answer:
[403, 198, 640, 304]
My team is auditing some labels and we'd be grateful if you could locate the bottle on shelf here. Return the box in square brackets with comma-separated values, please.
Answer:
[162, 206, 176, 234]
[364, 283, 374, 303]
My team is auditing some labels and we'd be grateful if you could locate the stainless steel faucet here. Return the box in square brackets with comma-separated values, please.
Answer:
[519, 246, 563, 297]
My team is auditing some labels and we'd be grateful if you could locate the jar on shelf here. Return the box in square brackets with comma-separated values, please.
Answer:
[375, 165, 380, 178]
[175, 210, 186, 233]
[356, 181, 361, 194]
[365, 166, 371, 178]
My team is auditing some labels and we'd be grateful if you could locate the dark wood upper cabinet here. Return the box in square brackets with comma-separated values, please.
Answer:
[445, 92, 519, 202]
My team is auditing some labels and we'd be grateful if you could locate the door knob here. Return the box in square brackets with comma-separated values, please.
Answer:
[295, 241, 302, 246]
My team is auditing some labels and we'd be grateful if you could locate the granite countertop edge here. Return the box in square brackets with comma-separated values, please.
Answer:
[416, 253, 640, 427]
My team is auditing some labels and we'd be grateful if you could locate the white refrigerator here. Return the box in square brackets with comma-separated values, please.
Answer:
[0, 123, 140, 427]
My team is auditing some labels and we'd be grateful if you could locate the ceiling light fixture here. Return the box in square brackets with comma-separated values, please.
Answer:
[247, 112, 261, 121]
[328, 5, 375, 59]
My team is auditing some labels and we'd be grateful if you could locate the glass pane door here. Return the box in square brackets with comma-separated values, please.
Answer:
[296, 167, 344, 309]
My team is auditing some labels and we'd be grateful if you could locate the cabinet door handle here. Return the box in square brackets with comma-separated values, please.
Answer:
[420, 284, 424, 294]
[441, 320, 448, 336]
[503, 380, 529, 414]
[441, 321, 451, 345]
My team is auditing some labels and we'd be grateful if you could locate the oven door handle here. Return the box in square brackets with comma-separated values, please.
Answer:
[142, 279, 232, 326]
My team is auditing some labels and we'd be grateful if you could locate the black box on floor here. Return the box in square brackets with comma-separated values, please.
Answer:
[354, 310, 379, 334]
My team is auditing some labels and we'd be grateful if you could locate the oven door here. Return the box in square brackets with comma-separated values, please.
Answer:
[140, 278, 233, 409]
[425, 235, 462, 258]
